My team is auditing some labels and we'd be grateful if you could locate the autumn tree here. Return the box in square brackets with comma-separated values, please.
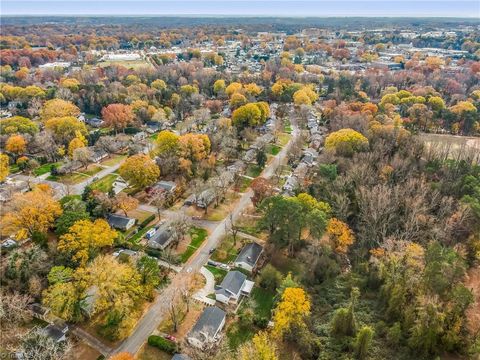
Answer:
[6, 134, 26, 157]
[68, 130, 87, 158]
[45, 116, 88, 145]
[101, 103, 135, 133]
[0, 116, 39, 136]
[155, 130, 179, 156]
[237, 331, 278, 360]
[273, 287, 311, 338]
[327, 218, 355, 254]
[0, 153, 9, 182]
[4, 185, 62, 239]
[114, 192, 139, 216]
[325, 128, 369, 157]
[40, 99, 80, 121]
[119, 154, 160, 189]
[251, 177, 273, 207]
[58, 218, 117, 267]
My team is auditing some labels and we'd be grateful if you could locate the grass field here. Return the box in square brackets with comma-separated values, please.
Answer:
[205, 265, 228, 283]
[210, 234, 244, 263]
[246, 164, 263, 178]
[100, 154, 127, 167]
[33, 162, 61, 176]
[179, 227, 208, 263]
[90, 173, 118, 193]
[420, 133, 480, 154]
[48, 164, 103, 184]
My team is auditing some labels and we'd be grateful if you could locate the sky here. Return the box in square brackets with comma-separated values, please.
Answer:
[1, 0, 479, 17]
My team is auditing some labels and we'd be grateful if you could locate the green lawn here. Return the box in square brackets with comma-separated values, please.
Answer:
[179, 227, 208, 263]
[205, 265, 228, 283]
[9, 164, 20, 174]
[128, 225, 154, 243]
[33, 162, 61, 176]
[277, 133, 292, 146]
[251, 287, 275, 319]
[101, 155, 126, 167]
[90, 173, 118, 193]
[227, 321, 256, 350]
[267, 144, 281, 155]
[246, 164, 263, 178]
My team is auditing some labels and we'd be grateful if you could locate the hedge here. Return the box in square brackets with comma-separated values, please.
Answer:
[139, 214, 156, 229]
[147, 335, 177, 354]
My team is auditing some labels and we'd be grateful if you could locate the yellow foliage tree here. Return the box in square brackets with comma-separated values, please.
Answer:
[115, 192, 139, 216]
[40, 99, 80, 121]
[58, 219, 117, 267]
[155, 130, 179, 156]
[273, 287, 311, 338]
[4, 185, 62, 239]
[119, 154, 160, 189]
[178, 133, 211, 162]
[213, 79, 226, 94]
[68, 130, 87, 158]
[0, 153, 9, 182]
[5, 134, 26, 155]
[238, 331, 278, 360]
[325, 128, 369, 156]
[226, 82, 243, 97]
[327, 218, 355, 254]
[244, 83, 263, 97]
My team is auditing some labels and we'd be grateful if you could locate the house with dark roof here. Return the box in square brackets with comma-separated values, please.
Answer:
[233, 242, 263, 273]
[147, 224, 176, 250]
[187, 306, 226, 348]
[215, 270, 254, 305]
[171, 355, 191, 360]
[107, 214, 136, 231]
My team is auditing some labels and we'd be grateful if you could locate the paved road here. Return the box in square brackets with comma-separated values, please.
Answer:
[12, 162, 122, 198]
[111, 121, 299, 356]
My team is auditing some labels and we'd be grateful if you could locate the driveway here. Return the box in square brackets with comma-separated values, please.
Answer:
[192, 266, 216, 305]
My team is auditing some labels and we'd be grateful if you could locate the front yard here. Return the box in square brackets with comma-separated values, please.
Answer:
[179, 227, 208, 263]
[90, 173, 118, 193]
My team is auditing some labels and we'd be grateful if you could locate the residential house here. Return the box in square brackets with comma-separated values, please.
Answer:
[172, 355, 191, 360]
[112, 176, 128, 194]
[197, 189, 216, 209]
[107, 214, 136, 231]
[85, 117, 104, 128]
[148, 180, 177, 195]
[147, 224, 176, 250]
[187, 306, 226, 348]
[91, 148, 108, 163]
[215, 270, 254, 305]
[41, 323, 69, 343]
[233, 242, 263, 273]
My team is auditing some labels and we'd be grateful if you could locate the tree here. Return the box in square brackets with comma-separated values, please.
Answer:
[68, 130, 87, 158]
[178, 133, 211, 162]
[101, 104, 135, 133]
[273, 287, 310, 338]
[40, 99, 80, 121]
[155, 130, 179, 156]
[256, 149, 267, 168]
[4, 186, 62, 239]
[237, 331, 278, 360]
[354, 326, 374, 360]
[258, 264, 282, 291]
[6, 134, 26, 156]
[136, 255, 161, 297]
[0, 153, 9, 182]
[0, 116, 39, 135]
[109, 353, 134, 360]
[119, 154, 160, 189]
[232, 103, 261, 129]
[327, 218, 355, 254]
[73, 147, 93, 168]
[226, 82, 243, 97]
[55, 209, 90, 236]
[331, 287, 359, 337]
[57, 219, 117, 267]
[250, 177, 273, 207]
[45, 116, 88, 145]
[213, 79, 226, 94]
[114, 192, 139, 216]
[324, 128, 369, 157]
[20, 326, 72, 360]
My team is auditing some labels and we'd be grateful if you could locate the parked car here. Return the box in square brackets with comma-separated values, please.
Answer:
[209, 247, 216, 254]
[164, 334, 177, 342]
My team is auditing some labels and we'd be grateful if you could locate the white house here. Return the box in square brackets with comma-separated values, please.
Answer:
[187, 306, 226, 348]
[215, 270, 254, 305]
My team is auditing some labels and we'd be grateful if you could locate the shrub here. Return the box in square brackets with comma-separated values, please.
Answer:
[139, 214, 156, 229]
[147, 335, 177, 354]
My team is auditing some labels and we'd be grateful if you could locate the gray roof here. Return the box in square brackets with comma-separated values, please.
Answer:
[172, 355, 191, 360]
[218, 270, 246, 294]
[189, 306, 226, 340]
[235, 242, 263, 267]
[148, 227, 174, 249]
[108, 214, 134, 229]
